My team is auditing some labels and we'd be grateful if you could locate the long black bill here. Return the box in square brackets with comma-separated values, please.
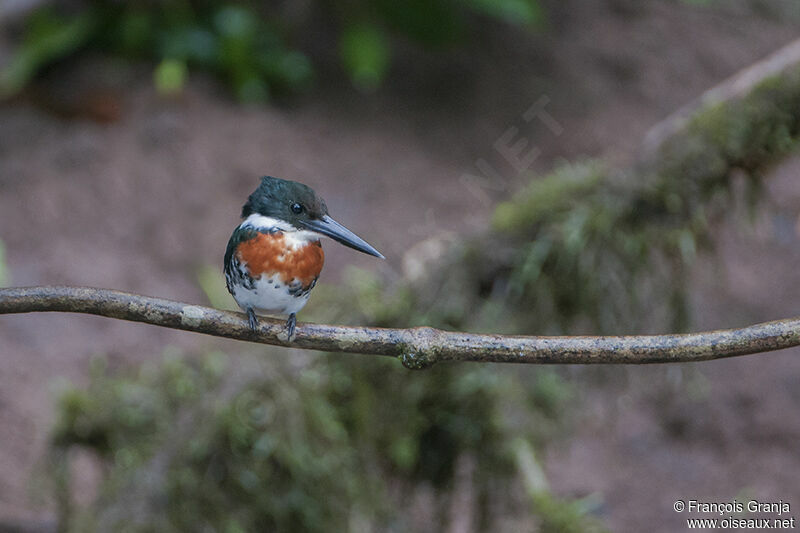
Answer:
[300, 215, 385, 259]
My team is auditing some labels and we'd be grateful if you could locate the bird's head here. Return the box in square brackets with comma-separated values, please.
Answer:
[242, 176, 384, 259]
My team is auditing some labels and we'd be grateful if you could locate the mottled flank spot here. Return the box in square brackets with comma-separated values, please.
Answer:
[237, 233, 324, 289]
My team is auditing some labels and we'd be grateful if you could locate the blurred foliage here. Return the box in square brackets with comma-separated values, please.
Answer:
[2, 0, 542, 101]
[339, 24, 390, 93]
[153, 58, 187, 96]
[0, 8, 95, 99]
[513, 438, 606, 533]
[53, 354, 365, 531]
[50, 351, 593, 531]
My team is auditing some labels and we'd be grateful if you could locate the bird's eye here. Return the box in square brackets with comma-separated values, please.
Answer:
[291, 203, 304, 214]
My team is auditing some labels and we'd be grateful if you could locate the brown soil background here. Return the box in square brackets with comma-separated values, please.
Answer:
[1, 1, 800, 531]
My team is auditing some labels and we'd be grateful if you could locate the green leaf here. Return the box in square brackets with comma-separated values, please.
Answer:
[339, 24, 390, 92]
[213, 6, 258, 39]
[118, 10, 155, 55]
[153, 58, 187, 95]
[375, 0, 464, 45]
[234, 75, 269, 103]
[465, 0, 544, 26]
[258, 50, 314, 91]
[0, 10, 96, 99]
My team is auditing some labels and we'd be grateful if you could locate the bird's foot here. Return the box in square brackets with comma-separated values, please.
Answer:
[247, 308, 259, 332]
[285, 313, 296, 342]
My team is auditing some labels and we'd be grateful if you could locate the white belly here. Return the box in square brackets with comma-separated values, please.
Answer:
[232, 276, 311, 317]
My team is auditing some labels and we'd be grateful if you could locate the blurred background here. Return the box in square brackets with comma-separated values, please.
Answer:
[1, 0, 800, 531]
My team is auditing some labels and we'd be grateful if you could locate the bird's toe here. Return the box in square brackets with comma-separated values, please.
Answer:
[286, 313, 297, 341]
[247, 308, 259, 332]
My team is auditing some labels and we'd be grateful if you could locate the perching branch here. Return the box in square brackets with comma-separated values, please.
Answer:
[1, 286, 799, 368]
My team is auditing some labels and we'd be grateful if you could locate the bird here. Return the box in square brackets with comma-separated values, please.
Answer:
[224, 176, 384, 339]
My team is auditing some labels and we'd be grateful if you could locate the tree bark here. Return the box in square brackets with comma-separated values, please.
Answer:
[1, 286, 799, 368]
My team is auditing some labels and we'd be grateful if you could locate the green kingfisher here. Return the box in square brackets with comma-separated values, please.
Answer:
[224, 176, 384, 338]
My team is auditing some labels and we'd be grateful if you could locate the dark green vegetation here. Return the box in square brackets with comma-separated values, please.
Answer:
[51, 353, 598, 531]
[0, 0, 542, 101]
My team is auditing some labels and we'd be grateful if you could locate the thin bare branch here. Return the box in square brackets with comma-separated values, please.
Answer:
[1, 286, 799, 368]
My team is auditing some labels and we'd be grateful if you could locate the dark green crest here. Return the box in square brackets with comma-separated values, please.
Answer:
[241, 176, 329, 225]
